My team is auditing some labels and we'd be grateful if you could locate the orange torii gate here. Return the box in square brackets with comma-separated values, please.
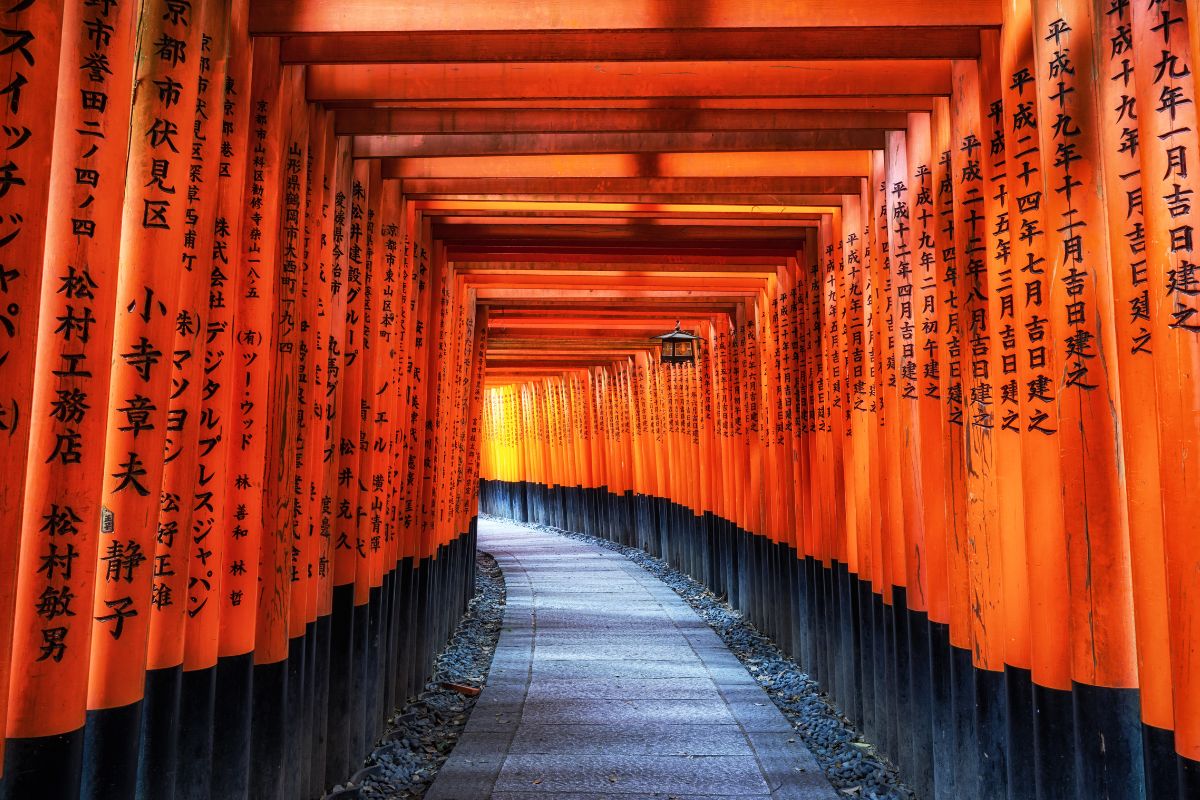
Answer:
[475, 12, 1200, 795]
[0, 5, 486, 799]
[0, 2, 1196, 799]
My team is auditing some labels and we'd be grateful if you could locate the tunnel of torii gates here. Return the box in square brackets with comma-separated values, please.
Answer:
[0, 1, 1198, 800]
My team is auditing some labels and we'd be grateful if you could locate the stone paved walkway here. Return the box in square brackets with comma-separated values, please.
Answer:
[425, 518, 837, 800]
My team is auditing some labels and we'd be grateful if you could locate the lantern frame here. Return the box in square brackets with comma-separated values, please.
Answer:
[651, 321, 702, 365]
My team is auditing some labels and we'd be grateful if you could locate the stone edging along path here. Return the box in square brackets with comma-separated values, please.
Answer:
[328, 550, 507, 799]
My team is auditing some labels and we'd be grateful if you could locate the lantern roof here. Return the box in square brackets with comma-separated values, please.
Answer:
[650, 321, 702, 344]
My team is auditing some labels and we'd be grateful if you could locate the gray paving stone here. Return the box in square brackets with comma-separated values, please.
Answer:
[681, 629, 728, 647]
[491, 794, 770, 799]
[741, 729, 830, 799]
[446, 730, 519, 759]
[474, 690, 528, 709]
[532, 575, 640, 581]
[532, 644, 699, 662]
[525, 677, 723, 701]
[530, 658, 712, 681]
[519, 697, 736, 726]
[534, 620, 673, 631]
[509, 723, 755, 756]
[533, 621, 678, 634]
[537, 596, 665, 608]
[489, 658, 535, 676]
[535, 582, 649, 590]
[424, 519, 837, 800]
[718, 688, 798, 733]
[423, 758, 507, 800]
[701, 665, 762, 687]
[493, 754, 772, 795]
[466, 709, 524, 732]
[475, 678, 529, 696]
[534, 631, 688, 643]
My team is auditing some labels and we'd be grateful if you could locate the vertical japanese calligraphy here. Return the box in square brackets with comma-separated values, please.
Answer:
[0, 4, 1198, 799]
[5, 1, 127, 794]
[83, 1, 205, 795]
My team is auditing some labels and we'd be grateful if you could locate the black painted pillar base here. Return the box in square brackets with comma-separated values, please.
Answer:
[175, 666, 216, 800]
[975, 666, 1008, 800]
[1031, 682, 1076, 800]
[0, 727, 85, 800]
[249, 658, 288, 800]
[310, 613, 333, 799]
[928, 621, 956, 800]
[1071, 682, 1145, 800]
[325, 583, 355, 788]
[284, 633, 308, 800]
[81, 700, 143, 800]
[906, 610, 934, 800]
[364, 584, 384, 749]
[1179, 753, 1200, 799]
[211, 653, 253, 800]
[137, 664, 183, 800]
[1142, 723, 1180, 800]
[1003, 666, 1035, 800]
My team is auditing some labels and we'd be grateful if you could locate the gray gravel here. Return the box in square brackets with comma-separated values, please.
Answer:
[485, 514, 915, 800]
[328, 550, 506, 799]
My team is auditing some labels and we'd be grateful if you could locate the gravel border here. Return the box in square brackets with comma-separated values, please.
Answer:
[483, 514, 915, 800]
[328, 550, 507, 799]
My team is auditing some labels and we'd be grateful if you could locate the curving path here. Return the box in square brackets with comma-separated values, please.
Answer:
[425, 518, 838, 800]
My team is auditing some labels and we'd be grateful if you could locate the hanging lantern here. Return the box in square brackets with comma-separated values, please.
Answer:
[651, 321, 702, 365]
